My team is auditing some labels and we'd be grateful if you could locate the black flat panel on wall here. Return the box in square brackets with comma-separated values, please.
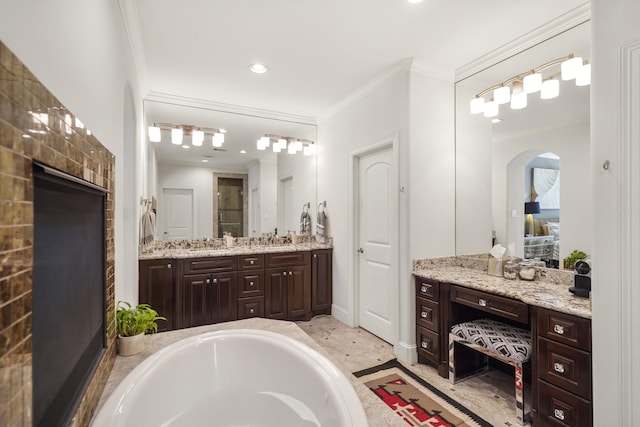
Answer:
[33, 164, 106, 427]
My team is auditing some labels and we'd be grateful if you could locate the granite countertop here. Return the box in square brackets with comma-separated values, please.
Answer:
[413, 265, 591, 319]
[139, 242, 333, 260]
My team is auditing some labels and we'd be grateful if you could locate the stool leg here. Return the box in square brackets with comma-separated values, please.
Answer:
[448, 334, 455, 384]
[514, 362, 526, 425]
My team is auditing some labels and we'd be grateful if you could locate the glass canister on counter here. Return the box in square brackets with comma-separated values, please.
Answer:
[503, 261, 520, 280]
[518, 260, 537, 281]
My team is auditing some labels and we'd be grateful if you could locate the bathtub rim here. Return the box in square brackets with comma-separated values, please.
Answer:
[92, 328, 369, 427]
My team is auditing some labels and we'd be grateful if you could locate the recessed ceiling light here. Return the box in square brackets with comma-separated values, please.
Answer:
[249, 64, 269, 74]
[491, 118, 503, 124]
[408, 0, 424, 3]
[182, 145, 190, 149]
[240, 150, 247, 154]
[202, 159, 209, 163]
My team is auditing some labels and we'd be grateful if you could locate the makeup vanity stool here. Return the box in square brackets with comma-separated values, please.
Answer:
[449, 318, 532, 425]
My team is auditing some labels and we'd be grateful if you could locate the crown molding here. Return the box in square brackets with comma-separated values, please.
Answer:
[145, 92, 317, 126]
[410, 60, 453, 82]
[118, 0, 149, 95]
[455, 2, 591, 82]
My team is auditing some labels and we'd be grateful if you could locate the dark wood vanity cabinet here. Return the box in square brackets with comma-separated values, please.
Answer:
[533, 307, 592, 427]
[415, 278, 447, 377]
[179, 256, 238, 329]
[139, 258, 175, 331]
[140, 249, 330, 331]
[265, 252, 312, 321]
[312, 249, 332, 315]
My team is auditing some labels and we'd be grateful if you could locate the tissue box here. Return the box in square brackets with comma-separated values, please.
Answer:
[488, 258, 504, 277]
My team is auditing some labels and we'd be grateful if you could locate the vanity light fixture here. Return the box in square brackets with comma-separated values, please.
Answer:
[256, 133, 316, 155]
[148, 123, 226, 148]
[470, 54, 590, 117]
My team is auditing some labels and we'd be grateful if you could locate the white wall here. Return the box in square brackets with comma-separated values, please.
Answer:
[0, 0, 142, 304]
[260, 159, 277, 234]
[591, 1, 640, 425]
[277, 147, 317, 235]
[493, 122, 591, 261]
[318, 63, 455, 363]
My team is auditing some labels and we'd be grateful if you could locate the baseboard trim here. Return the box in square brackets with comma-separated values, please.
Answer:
[395, 340, 417, 364]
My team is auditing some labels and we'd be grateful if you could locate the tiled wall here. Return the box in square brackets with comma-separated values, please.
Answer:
[0, 41, 116, 426]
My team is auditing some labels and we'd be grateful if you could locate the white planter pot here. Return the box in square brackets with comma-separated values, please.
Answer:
[118, 333, 146, 356]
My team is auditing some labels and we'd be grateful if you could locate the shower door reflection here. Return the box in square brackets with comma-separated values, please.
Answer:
[214, 173, 248, 238]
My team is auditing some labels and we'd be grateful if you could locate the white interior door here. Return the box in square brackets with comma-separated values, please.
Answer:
[357, 146, 395, 343]
[162, 188, 193, 240]
[250, 186, 259, 236]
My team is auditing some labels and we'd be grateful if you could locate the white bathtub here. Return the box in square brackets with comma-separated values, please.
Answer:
[92, 329, 369, 427]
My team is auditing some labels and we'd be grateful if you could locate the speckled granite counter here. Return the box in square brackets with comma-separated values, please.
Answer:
[413, 256, 591, 319]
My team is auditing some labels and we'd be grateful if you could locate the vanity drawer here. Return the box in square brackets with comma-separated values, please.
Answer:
[537, 307, 591, 351]
[238, 254, 264, 270]
[238, 271, 264, 298]
[416, 297, 439, 332]
[416, 325, 440, 365]
[415, 278, 440, 301]
[183, 256, 237, 274]
[450, 285, 528, 324]
[237, 297, 264, 319]
[538, 337, 592, 400]
[265, 251, 310, 267]
[537, 380, 592, 427]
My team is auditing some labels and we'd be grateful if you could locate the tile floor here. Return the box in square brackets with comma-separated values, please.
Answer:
[95, 315, 530, 426]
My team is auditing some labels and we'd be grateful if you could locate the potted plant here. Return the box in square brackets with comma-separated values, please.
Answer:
[563, 250, 588, 270]
[116, 301, 166, 356]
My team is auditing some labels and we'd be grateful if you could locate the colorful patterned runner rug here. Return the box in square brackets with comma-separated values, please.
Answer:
[353, 359, 492, 427]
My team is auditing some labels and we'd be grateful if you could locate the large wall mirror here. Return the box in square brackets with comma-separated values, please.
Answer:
[145, 99, 317, 240]
[455, 20, 592, 267]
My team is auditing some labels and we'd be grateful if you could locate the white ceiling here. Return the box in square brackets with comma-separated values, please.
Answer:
[124, 0, 588, 167]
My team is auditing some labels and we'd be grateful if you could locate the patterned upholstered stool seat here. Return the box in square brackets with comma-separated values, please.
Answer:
[449, 318, 532, 425]
[450, 318, 532, 363]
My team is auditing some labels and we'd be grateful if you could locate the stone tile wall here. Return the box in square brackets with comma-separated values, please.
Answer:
[0, 41, 116, 426]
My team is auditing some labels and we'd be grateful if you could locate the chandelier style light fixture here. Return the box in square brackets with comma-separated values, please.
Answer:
[470, 54, 591, 118]
[148, 123, 226, 147]
[256, 134, 316, 156]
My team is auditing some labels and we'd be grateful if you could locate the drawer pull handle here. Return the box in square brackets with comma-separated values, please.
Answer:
[553, 324, 565, 335]
[554, 363, 565, 373]
[167, 263, 171, 269]
[250, 260, 254, 265]
[249, 308, 255, 314]
[554, 409, 565, 421]
[206, 279, 211, 284]
[283, 272, 287, 276]
[478, 298, 487, 307]
[420, 311, 428, 318]
[289, 271, 293, 276]
[213, 278, 218, 284]
[250, 281, 254, 286]
[420, 285, 430, 293]
[421, 341, 430, 349]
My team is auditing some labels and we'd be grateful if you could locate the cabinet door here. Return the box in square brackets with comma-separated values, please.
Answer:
[211, 272, 237, 323]
[181, 273, 214, 328]
[265, 268, 287, 320]
[288, 264, 311, 319]
[312, 249, 332, 314]
[139, 259, 175, 331]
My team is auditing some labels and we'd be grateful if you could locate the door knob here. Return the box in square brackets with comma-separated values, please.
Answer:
[357, 248, 364, 254]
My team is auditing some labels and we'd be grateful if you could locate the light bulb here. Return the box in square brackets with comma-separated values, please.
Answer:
[510, 91, 527, 109]
[294, 139, 303, 152]
[576, 63, 591, 86]
[256, 138, 266, 150]
[278, 138, 287, 149]
[192, 130, 204, 146]
[493, 86, 510, 105]
[561, 56, 583, 80]
[171, 128, 183, 145]
[470, 97, 485, 114]
[288, 143, 297, 154]
[483, 100, 499, 118]
[212, 132, 224, 147]
[303, 145, 312, 156]
[273, 143, 281, 153]
[523, 73, 542, 93]
[148, 126, 161, 142]
[540, 79, 560, 99]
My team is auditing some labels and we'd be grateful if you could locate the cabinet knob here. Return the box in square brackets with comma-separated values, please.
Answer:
[213, 278, 218, 284]
[420, 284, 430, 294]
[420, 311, 428, 318]
[167, 263, 172, 269]
[553, 362, 565, 374]
[283, 271, 287, 276]
[554, 409, 565, 421]
[206, 279, 211, 284]
[250, 260, 254, 265]
[421, 340, 431, 350]
[314, 254, 317, 258]
[249, 308, 255, 314]
[478, 298, 487, 307]
[249, 281, 254, 286]
[553, 324, 565, 335]
[289, 271, 293, 276]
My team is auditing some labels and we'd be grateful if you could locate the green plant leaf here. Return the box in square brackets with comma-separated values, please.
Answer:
[116, 301, 167, 337]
